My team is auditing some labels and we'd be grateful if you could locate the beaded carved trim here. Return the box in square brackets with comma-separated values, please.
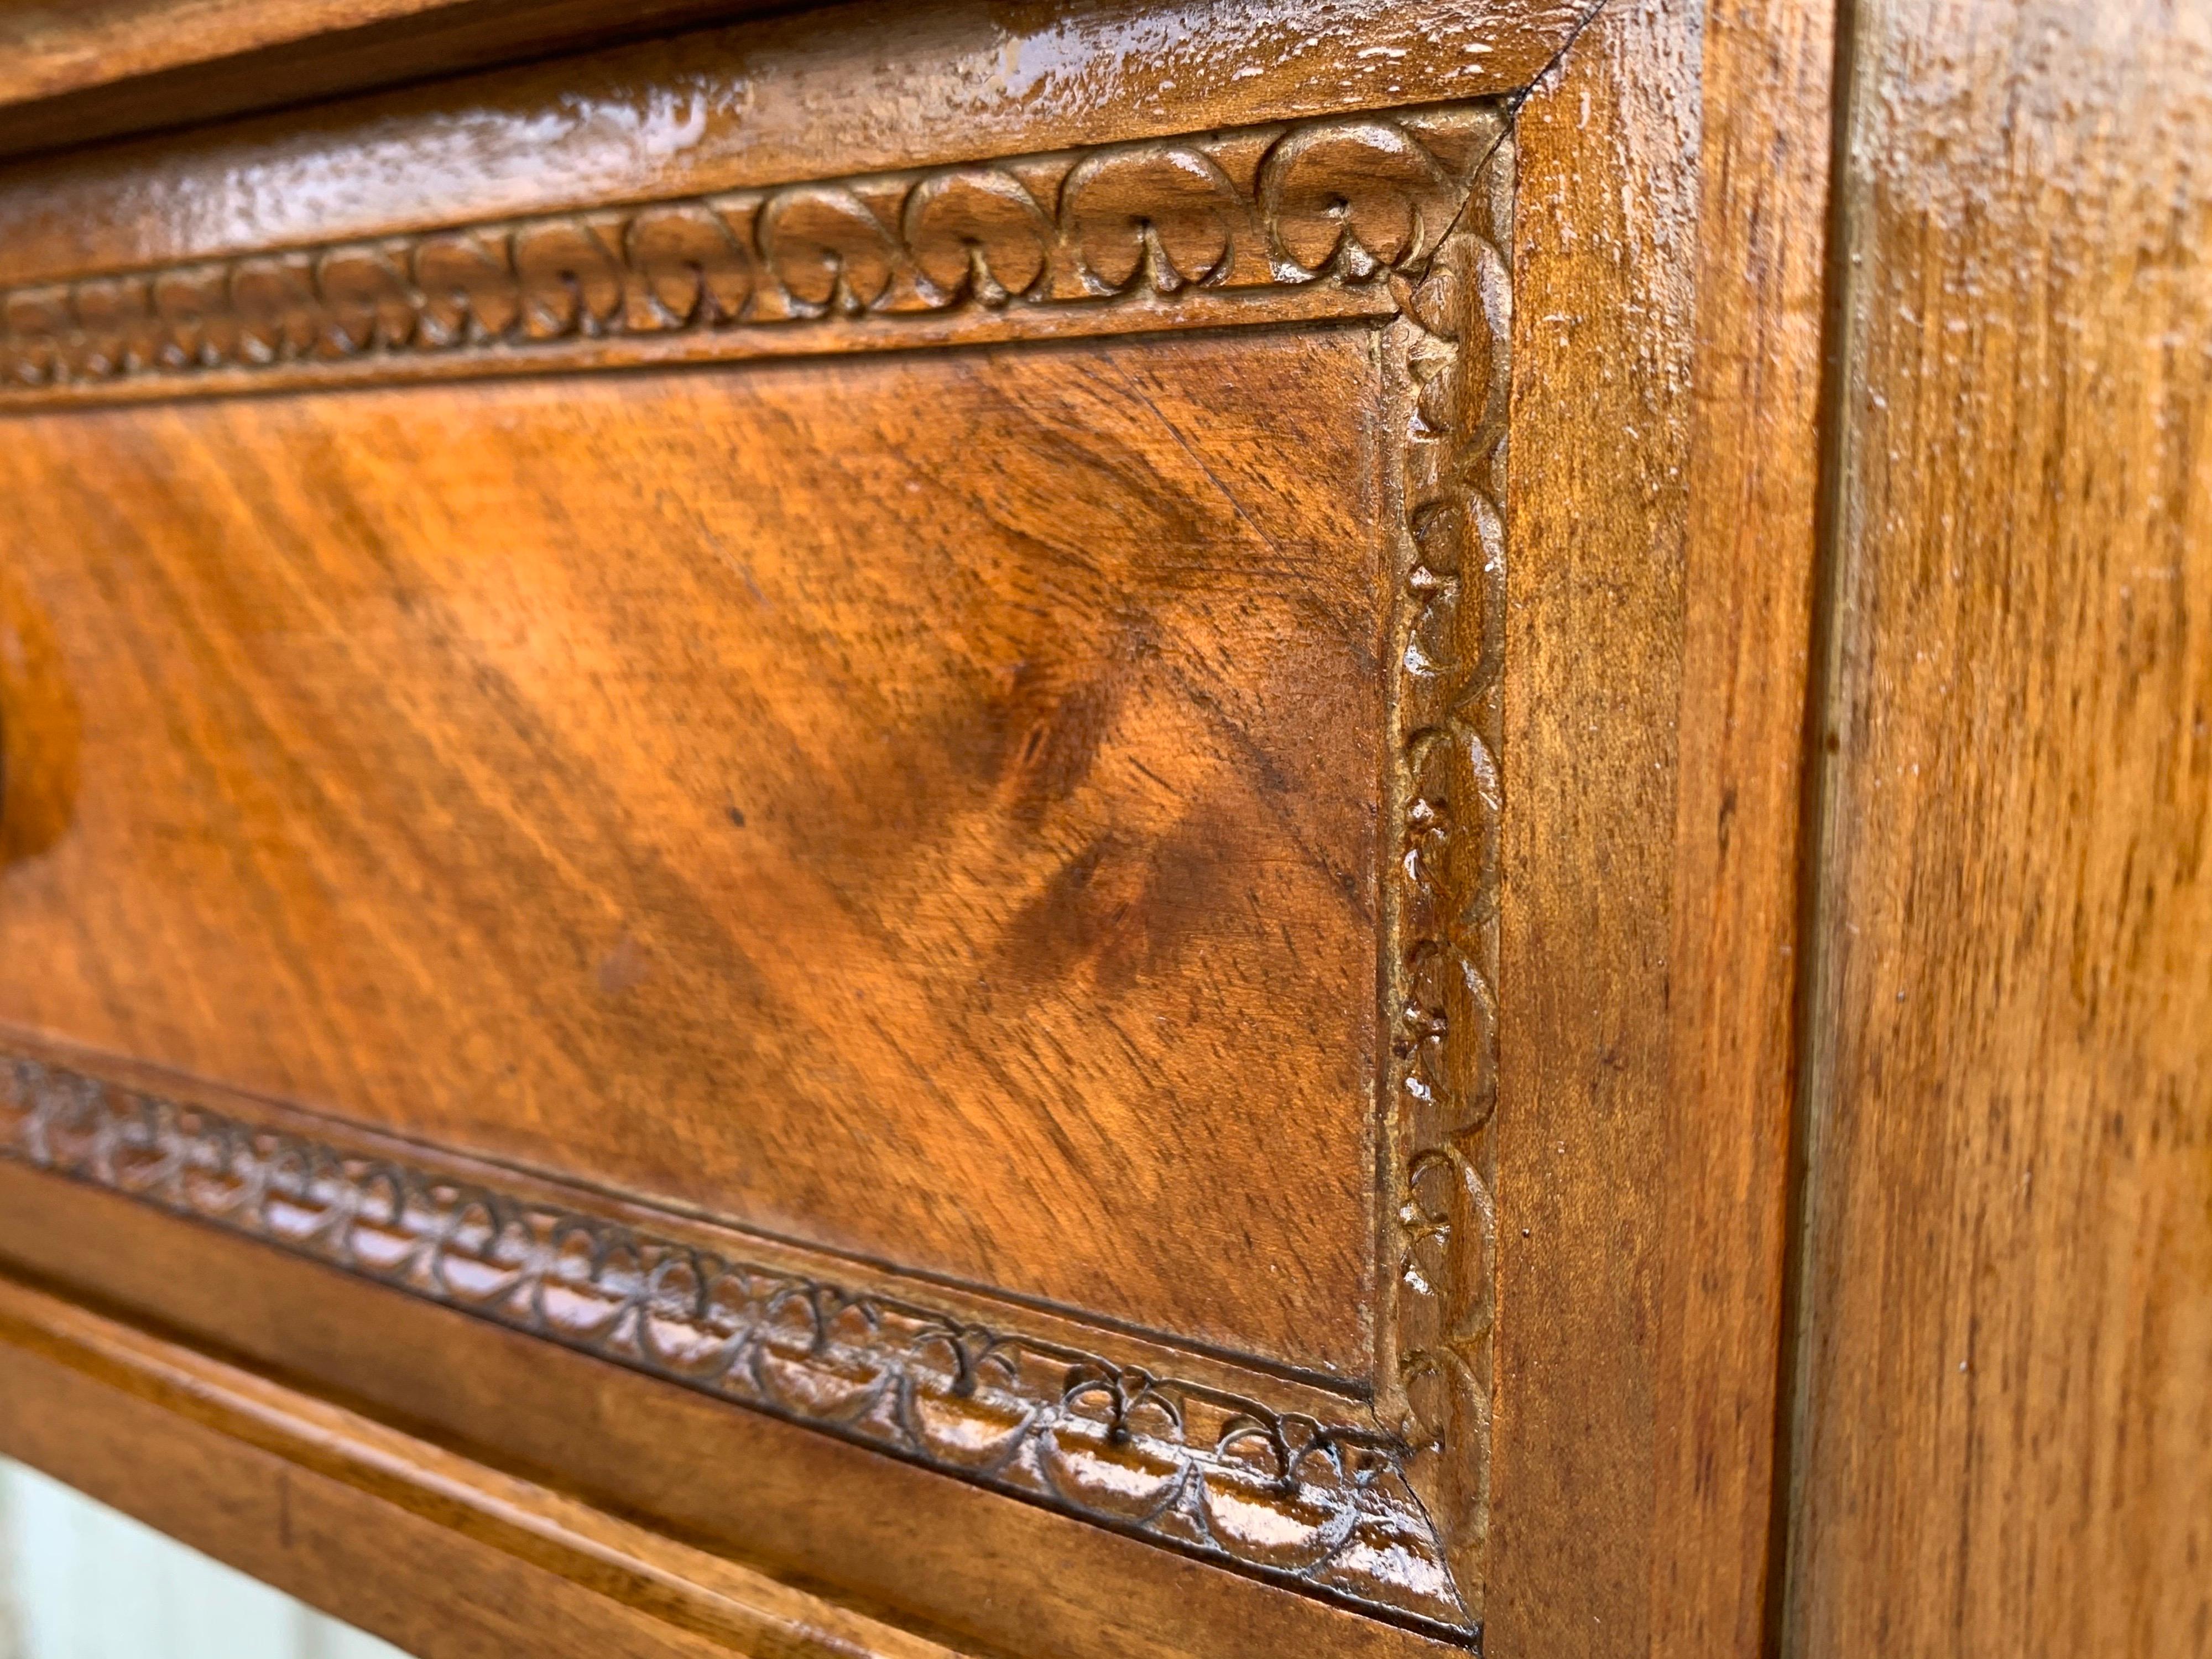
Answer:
[0, 105, 1499, 404]
[0, 1057, 1469, 1633]
[0, 100, 1513, 1644]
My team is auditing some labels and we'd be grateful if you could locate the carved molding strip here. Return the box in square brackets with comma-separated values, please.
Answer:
[0, 1058, 1469, 1635]
[1376, 127, 1510, 1613]
[0, 104, 1499, 403]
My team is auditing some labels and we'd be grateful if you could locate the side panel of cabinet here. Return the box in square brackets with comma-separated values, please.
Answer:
[1788, 3, 2212, 1655]
[0, 3, 1849, 1657]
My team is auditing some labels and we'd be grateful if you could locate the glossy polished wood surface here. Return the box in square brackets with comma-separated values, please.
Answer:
[0, 0, 1553, 1624]
[1789, 2, 2212, 1655]
[1496, 7, 1698, 1648]
[0, 6, 1541, 1648]
[0, 331, 1383, 1369]
[1494, 1, 1840, 1655]
[0, 1160, 1449, 1659]
[0, 0, 745, 108]
[9, 0, 2203, 1655]
[0, 0, 1577, 285]
[0, 0, 789, 159]
[0, 0, 1845, 1651]
[1652, 0, 1837, 1651]
[0, 1271, 968, 1659]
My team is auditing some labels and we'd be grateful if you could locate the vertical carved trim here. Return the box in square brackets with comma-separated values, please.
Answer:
[1379, 129, 1512, 1614]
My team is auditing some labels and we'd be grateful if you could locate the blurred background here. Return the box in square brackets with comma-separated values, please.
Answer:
[0, 1461, 406, 1659]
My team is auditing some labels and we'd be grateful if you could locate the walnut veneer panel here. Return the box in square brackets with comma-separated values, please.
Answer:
[0, 331, 1382, 1371]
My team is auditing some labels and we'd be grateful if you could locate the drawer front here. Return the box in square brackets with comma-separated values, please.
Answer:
[0, 4, 1824, 1657]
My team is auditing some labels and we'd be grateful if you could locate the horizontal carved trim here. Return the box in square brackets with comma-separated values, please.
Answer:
[0, 1056, 1470, 1635]
[0, 103, 1499, 404]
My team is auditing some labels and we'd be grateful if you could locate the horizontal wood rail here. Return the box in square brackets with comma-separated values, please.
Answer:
[0, 1269, 971, 1659]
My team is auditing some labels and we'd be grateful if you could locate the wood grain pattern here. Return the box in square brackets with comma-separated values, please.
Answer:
[0, 331, 1385, 1376]
[1652, 0, 1837, 1652]
[1491, 3, 1840, 1655]
[0, 139, 1522, 1624]
[0, 0, 786, 159]
[1493, 7, 1695, 1652]
[0, 56, 1522, 1635]
[1787, 2, 2212, 1655]
[0, 0, 1913, 1650]
[0, 0, 759, 109]
[0, 1050, 1465, 1628]
[0, 1158, 1463, 1659]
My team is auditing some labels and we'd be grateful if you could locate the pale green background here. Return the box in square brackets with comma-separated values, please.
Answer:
[0, 1460, 409, 1659]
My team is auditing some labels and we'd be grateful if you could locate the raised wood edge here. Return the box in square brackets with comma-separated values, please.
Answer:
[0, 0, 766, 112]
[0, 0, 1582, 289]
[1489, 2, 1838, 1656]
[1656, 0, 1839, 1651]
[0, 1, 1582, 166]
[0, 1265, 974, 1659]
[0, 1160, 1465, 1659]
[0, 102, 1498, 409]
[0, 0, 790, 161]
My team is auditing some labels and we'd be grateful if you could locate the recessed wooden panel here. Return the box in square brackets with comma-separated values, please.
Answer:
[0, 327, 1385, 1376]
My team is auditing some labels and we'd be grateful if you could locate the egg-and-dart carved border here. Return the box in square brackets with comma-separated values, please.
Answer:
[0, 1056, 1470, 1636]
[0, 102, 1503, 403]
[0, 100, 1512, 1645]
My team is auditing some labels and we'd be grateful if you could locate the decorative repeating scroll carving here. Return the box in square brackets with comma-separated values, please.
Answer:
[1378, 128, 1512, 1611]
[0, 1059, 1468, 1634]
[0, 106, 1498, 396]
